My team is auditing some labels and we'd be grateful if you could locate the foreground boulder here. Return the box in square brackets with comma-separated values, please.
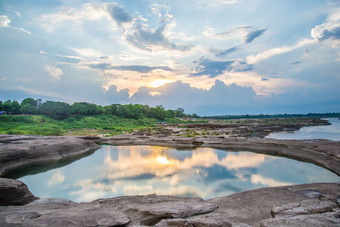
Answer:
[0, 178, 38, 206]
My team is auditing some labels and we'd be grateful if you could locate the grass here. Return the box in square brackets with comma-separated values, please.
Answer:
[0, 115, 158, 136]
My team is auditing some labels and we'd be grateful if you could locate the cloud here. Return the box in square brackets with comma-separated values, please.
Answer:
[125, 24, 193, 53]
[247, 39, 316, 64]
[72, 48, 103, 58]
[215, 46, 240, 57]
[251, 174, 291, 187]
[311, 8, 340, 44]
[244, 29, 266, 43]
[47, 170, 65, 187]
[40, 3, 109, 29]
[104, 85, 130, 104]
[213, 26, 266, 44]
[191, 58, 253, 77]
[0, 15, 10, 27]
[149, 3, 173, 22]
[198, 0, 240, 7]
[53, 55, 83, 64]
[0, 15, 31, 34]
[88, 63, 173, 73]
[131, 80, 257, 114]
[45, 65, 63, 79]
[107, 4, 133, 26]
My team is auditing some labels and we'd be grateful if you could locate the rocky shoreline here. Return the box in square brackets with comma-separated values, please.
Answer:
[0, 130, 339, 226]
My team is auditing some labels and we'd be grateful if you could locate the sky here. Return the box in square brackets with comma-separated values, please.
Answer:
[0, 0, 339, 115]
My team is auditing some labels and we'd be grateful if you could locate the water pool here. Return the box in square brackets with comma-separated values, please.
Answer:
[19, 145, 340, 202]
[267, 118, 340, 141]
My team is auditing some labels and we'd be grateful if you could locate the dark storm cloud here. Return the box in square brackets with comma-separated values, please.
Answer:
[88, 63, 173, 73]
[108, 4, 133, 26]
[191, 58, 253, 78]
[244, 29, 266, 43]
[215, 46, 240, 57]
[125, 24, 193, 52]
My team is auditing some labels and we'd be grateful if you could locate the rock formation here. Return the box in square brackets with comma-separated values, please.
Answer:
[0, 180, 339, 226]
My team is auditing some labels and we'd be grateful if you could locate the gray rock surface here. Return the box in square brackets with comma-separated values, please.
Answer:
[155, 213, 253, 227]
[206, 183, 340, 226]
[261, 208, 340, 227]
[0, 194, 216, 226]
[0, 180, 339, 226]
[0, 178, 38, 206]
[0, 134, 101, 178]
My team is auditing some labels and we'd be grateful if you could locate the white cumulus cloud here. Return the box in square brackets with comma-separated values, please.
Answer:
[48, 170, 65, 187]
[311, 8, 340, 45]
[0, 15, 11, 27]
[45, 65, 63, 79]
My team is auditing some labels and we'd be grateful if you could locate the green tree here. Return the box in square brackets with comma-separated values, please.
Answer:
[20, 104, 37, 114]
[20, 98, 38, 114]
[2, 100, 20, 114]
[104, 104, 120, 115]
[150, 105, 167, 120]
[39, 101, 71, 120]
[3, 100, 12, 113]
[174, 107, 185, 117]
[0, 100, 3, 111]
[21, 98, 38, 107]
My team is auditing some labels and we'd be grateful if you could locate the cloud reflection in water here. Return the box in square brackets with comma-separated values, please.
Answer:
[19, 145, 340, 202]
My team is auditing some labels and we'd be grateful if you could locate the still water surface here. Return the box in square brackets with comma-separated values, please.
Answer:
[267, 118, 340, 141]
[19, 145, 340, 202]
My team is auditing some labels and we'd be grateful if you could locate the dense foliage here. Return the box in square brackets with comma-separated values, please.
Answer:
[0, 98, 189, 120]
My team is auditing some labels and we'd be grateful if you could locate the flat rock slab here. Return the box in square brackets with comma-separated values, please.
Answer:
[0, 181, 339, 226]
[0, 194, 216, 226]
[207, 183, 340, 226]
[0, 134, 101, 178]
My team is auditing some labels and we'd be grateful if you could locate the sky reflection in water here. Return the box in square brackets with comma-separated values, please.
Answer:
[268, 118, 340, 141]
[19, 146, 340, 202]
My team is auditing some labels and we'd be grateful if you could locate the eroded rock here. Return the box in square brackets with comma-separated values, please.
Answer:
[94, 194, 217, 226]
[155, 213, 253, 227]
[262, 208, 340, 227]
[0, 178, 38, 206]
[271, 199, 338, 218]
[0, 192, 216, 227]
[0, 135, 101, 178]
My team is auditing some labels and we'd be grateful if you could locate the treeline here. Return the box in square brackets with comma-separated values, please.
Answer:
[203, 112, 340, 120]
[0, 98, 191, 120]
